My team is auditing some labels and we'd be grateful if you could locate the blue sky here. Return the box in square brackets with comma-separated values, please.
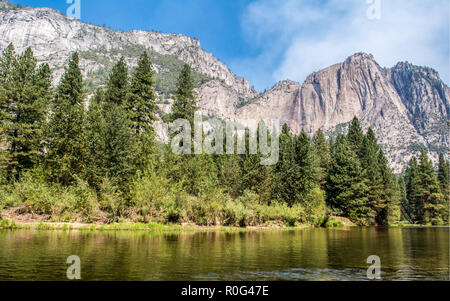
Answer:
[10, 0, 450, 91]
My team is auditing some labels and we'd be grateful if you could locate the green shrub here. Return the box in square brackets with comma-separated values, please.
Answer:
[68, 178, 97, 217]
[129, 171, 177, 220]
[0, 218, 10, 229]
[302, 188, 327, 225]
[97, 178, 122, 217]
[325, 220, 344, 228]
[431, 217, 444, 226]
[224, 199, 254, 226]
[257, 202, 304, 226]
[10, 170, 57, 215]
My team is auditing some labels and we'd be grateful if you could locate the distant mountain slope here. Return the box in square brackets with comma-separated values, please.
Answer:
[0, 4, 448, 172]
[0, 6, 257, 99]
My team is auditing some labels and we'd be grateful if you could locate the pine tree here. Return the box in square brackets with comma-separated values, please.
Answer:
[0, 44, 16, 181]
[437, 153, 450, 223]
[85, 81, 138, 189]
[326, 134, 372, 225]
[438, 153, 449, 200]
[216, 153, 242, 198]
[293, 130, 320, 199]
[127, 52, 157, 134]
[273, 128, 320, 206]
[314, 129, 331, 188]
[398, 176, 410, 221]
[378, 149, 401, 224]
[169, 64, 197, 124]
[45, 52, 85, 186]
[105, 57, 129, 106]
[347, 116, 364, 157]
[101, 103, 138, 187]
[127, 52, 159, 171]
[84, 88, 107, 188]
[359, 128, 384, 225]
[417, 150, 446, 224]
[273, 124, 297, 205]
[239, 124, 273, 202]
[0, 45, 52, 179]
[405, 157, 421, 221]
[281, 124, 291, 136]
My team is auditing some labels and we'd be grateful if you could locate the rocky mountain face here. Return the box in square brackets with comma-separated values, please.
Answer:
[296, 53, 440, 172]
[0, 6, 257, 99]
[0, 4, 448, 172]
[234, 53, 448, 172]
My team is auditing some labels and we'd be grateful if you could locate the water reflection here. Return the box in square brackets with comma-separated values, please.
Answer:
[0, 228, 448, 281]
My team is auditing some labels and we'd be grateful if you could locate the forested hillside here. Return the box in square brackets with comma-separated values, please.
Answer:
[1, 45, 448, 226]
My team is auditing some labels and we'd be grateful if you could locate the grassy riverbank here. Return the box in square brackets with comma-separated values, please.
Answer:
[0, 217, 313, 232]
[0, 216, 434, 232]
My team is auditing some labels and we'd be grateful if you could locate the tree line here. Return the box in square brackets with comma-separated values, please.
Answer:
[0, 44, 448, 226]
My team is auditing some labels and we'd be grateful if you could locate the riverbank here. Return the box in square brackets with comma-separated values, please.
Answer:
[3, 206, 434, 232]
[0, 214, 314, 232]
[0, 204, 360, 231]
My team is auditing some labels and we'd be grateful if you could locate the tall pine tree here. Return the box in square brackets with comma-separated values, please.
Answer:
[417, 150, 446, 224]
[127, 52, 159, 171]
[127, 52, 157, 134]
[327, 134, 372, 225]
[378, 149, 401, 224]
[293, 130, 320, 200]
[0, 45, 52, 179]
[359, 128, 385, 225]
[169, 64, 197, 124]
[438, 153, 449, 200]
[273, 124, 297, 205]
[347, 116, 364, 157]
[105, 57, 129, 106]
[314, 129, 331, 188]
[45, 52, 85, 185]
[85, 66, 138, 188]
[405, 157, 421, 221]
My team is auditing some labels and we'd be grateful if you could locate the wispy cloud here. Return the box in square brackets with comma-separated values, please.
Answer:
[234, 0, 449, 91]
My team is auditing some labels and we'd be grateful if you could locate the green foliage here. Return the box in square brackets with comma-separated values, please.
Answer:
[404, 150, 448, 224]
[0, 44, 52, 180]
[128, 170, 178, 221]
[127, 52, 158, 134]
[85, 59, 141, 189]
[87, 100, 138, 188]
[327, 134, 372, 225]
[105, 57, 129, 106]
[216, 154, 242, 198]
[169, 64, 197, 123]
[2, 168, 97, 219]
[273, 127, 321, 207]
[45, 52, 85, 186]
[314, 129, 331, 188]
[325, 220, 344, 228]
[2, 47, 445, 228]
[347, 117, 364, 157]
[165, 152, 218, 196]
[438, 153, 449, 203]
[303, 187, 327, 225]
[239, 128, 273, 203]
[79, 46, 210, 96]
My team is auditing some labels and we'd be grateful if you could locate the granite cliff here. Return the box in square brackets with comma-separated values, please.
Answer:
[0, 4, 448, 172]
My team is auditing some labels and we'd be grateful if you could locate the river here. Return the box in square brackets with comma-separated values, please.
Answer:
[0, 227, 448, 281]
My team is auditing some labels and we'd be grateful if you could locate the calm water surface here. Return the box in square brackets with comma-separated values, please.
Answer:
[0, 227, 448, 281]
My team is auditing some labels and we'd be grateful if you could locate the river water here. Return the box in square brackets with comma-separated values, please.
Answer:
[0, 227, 448, 281]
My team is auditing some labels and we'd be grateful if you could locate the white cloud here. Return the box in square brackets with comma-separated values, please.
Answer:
[237, 0, 449, 90]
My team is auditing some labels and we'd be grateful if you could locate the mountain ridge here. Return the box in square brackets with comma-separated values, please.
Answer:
[0, 4, 448, 172]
